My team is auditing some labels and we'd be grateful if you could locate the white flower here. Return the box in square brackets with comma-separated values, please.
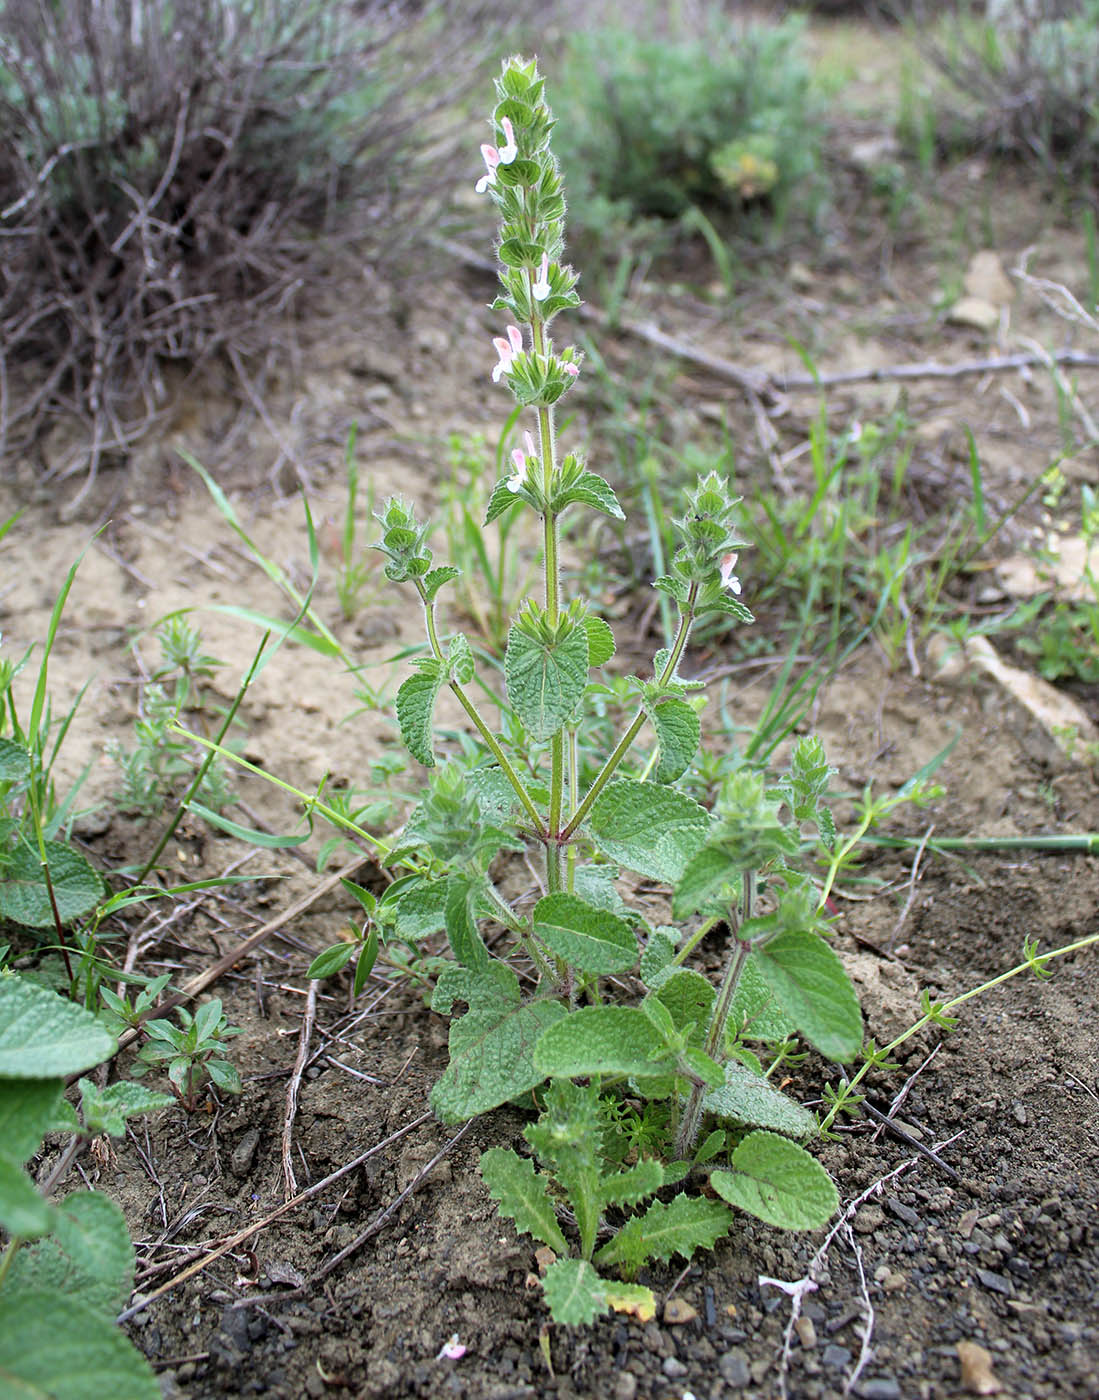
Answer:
[475, 143, 499, 193]
[507, 431, 537, 492]
[532, 251, 551, 301]
[497, 116, 517, 164]
[491, 324, 523, 383]
[719, 552, 742, 594]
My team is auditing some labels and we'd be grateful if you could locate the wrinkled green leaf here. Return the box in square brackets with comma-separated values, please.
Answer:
[505, 621, 588, 740]
[532, 893, 637, 975]
[0, 843, 104, 928]
[593, 1194, 732, 1272]
[0, 975, 116, 1078]
[0, 1077, 65, 1164]
[0, 1156, 54, 1238]
[710, 1130, 838, 1229]
[598, 1157, 664, 1210]
[646, 698, 700, 783]
[704, 1062, 816, 1138]
[639, 927, 679, 987]
[651, 968, 715, 1035]
[729, 955, 796, 1043]
[76, 1080, 174, 1138]
[445, 876, 489, 971]
[0, 738, 30, 783]
[395, 665, 444, 767]
[8, 1190, 134, 1315]
[582, 615, 616, 668]
[430, 965, 566, 1123]
[587, 780, 710, 884]
[480, 1147, 568, 1254]
[0, 1289, 159, 1399]
[754, 931, 862, 1062]
[555, 471, 625, 520]
[535, 1007, 677, 1080]
[673, 845, 739, 919]
[541, 1258, 608, 1326]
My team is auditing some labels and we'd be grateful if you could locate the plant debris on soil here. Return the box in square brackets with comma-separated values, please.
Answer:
[3, 144, 1098, 1400]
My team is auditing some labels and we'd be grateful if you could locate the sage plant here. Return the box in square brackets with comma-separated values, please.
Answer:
[336, 57, 867, 1324]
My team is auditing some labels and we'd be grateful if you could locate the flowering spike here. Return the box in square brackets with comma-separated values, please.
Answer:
[498, 116, 517, 164]
[506, 431, 537, 493]
[475, 144, 500, 193]
[491, 326, 524, 383]
[719, 552, 742, 595]
[532, 251, 551, 301]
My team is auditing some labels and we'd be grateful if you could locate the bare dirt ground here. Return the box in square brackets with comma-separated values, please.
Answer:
[3, 163, 1098, 1400]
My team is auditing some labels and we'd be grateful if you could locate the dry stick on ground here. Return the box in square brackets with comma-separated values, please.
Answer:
[886, 824, 935, 950]
[116, 1109, 433, 1323]
[842, 1224, 876, 1400]
[282, 978, 318, 1202]
[763, 1131, 963, 1400]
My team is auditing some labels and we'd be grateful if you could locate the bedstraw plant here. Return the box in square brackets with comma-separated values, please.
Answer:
[313, 59, 870, 1326]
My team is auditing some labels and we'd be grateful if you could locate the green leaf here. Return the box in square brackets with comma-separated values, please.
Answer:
[534, 1007, 677, 1080]
[754, 931, 863, 1061]
[673, 846, 739, 919]
[187, 803, 311, 848]
[0, 975, 116, 1078]
[0, 842, 104, 928]
[0, 1077, 65, 1163]
[310, 937, 356, 983]
[485, 476, 524, 526]
[703, 1062, 817, 1138]
[393, 881, 448, 941]
[651, 968, 715, 1035]
[587, 779, 710, 884]
[77, 1081, 174, 1138]
[598, 1157, 664, 1210]
[395, 665, 444, 767]
[639, 927, 678, 986]
[448, 632, 474, 685]
[728, 955, 795, 1043]
[353, 928, 379, 997]
[582, 615, 616, 669]
[541, 1258, 608, 1326]
[531, 893, 637, 975]
[206, 1059, 242, 1094]
[555, 471, 625, 520]
[593, 1194, 732, 1272]
[445, 876, 489, 971]
[423, 566, 460, 602]
[505, 620, 588, 740]
[0, 1157, 55, 1238]
[430, 965, 566, 1123]
[0, 737, 30, 783]
[479, 1147, 568, 1254]
[0, 1289, 159, 1399]
[646, 698, 700, 783]
[8, 1190, 134, 1315]
[710, 1130, 838, 1230]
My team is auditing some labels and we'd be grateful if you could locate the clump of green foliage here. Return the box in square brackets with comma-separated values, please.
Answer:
[552, 9, 823, 250]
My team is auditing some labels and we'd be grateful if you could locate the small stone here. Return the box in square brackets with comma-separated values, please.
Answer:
[957, 1209, 980, 1238]
[794, 1315, 818, 1348]
[719, 1350, 751, 1388]
[823, 1345, 852, 1369]
[975, 1268, 1012, 1295]
[857, 1381, 901, 1400]
[664, 1298, 698, 1325]
[947, 296, 1000, 332]
[853, 1204, 885, 1235]
[662, 1356, 688, 1379]
[1011, 1101, 1027, 1125]
[964, 250, 1015, 307]
[957, 1339, 1003, 1394]
[882, 1272, 907, 1293]
[613, 1374, 637, 1400]
[886, 1198, 919, 1227]
[230, 1128, 260, 1176]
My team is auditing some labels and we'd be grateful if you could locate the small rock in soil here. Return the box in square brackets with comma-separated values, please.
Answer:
[975, 1268, 1013, 1295]
[613, 1373, 637, 1400]
[795, 1315, 818, 1349]
[823, 1345, 852, 1369]
[853, 1205, 885, 1234]
[664, 1297, 698, 1325]
[886, 1197, 919, 1227]
[662, 1356, 688, 1379]
[957, 1339, 1003, 1395]
[856, 1380, 902, 1400]
[230, 1128, 261, 1176]
[718, 1349, 751, 1387]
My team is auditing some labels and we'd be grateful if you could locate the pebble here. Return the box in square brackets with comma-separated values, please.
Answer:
[613, 1374, 637, 1400]
[857, 1380, 901, 1400]
[975, 1268, 1012, 1295]
[823, 1345, 851, 1369]
[662, 1356, 688, 1379]
[718, 1350, 751, 1388]
[853, 1205, 885, 1235]
[794, 1316, 818, 1349]
[664, 1298, 698, 1325]
[886, 1197, 919, 1227]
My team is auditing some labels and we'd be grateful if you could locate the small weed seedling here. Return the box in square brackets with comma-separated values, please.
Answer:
[306, 59, 872, 1325]
[131, 997, 243, 1111]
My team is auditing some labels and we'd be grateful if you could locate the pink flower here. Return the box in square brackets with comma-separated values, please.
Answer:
[498, 117, 517, 164]
[507, 431, 537, 493]
[491, 325, 523, 383]
[437, 1334, 466, 1361]
[532, 251, 551, 302]
[562, 361, 579, 379]
[475, 144, 500, 193]
[719, 552, 742, 594]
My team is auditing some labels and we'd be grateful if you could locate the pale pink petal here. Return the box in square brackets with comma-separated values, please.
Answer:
[719, 552, 742, 594]
[475, 143, 499, 193]
[507, 324, 524, 355]
[562, 362, 579, 378]
[532, 251, 551, 302]
[498, 117, 517, 164]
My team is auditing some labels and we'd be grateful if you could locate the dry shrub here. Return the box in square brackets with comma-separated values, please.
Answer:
[0, 0, 496, 494]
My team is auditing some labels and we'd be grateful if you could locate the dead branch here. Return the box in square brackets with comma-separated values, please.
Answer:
[282, 979, 317, 1202]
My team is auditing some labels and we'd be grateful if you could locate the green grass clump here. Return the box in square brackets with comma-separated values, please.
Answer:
[551, 9, 824, 252]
